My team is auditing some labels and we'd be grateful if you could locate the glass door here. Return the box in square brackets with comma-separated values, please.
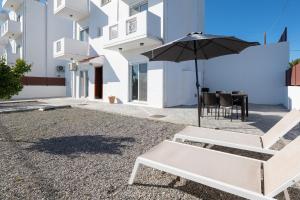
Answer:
[131, 63, 147, 102]
[80, 71, 89, 98]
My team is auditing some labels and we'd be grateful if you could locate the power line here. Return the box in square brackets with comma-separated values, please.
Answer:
[268, 0, 289, 33]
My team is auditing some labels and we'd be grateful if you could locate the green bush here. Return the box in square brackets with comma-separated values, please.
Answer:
[0, 59, 31, 99]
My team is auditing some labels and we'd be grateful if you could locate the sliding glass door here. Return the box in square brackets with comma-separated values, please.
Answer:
[131, 63, 147, 102]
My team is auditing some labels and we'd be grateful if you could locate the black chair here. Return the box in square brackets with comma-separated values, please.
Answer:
[232, 91, 243, 119]
[216, 90, 225, 94]
[203, 92, 219, 119]
[218, 93, 234, 121]
[201, 88, 210, 93]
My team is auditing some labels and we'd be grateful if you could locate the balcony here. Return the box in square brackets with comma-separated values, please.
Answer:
[54, 0, 89, 21]
[103, 11, 162, 51]
[53, 38, 89, 61]
[1, 50, 19, 65]
[0, 20, 22, 40]
[2, 0, 24, 10]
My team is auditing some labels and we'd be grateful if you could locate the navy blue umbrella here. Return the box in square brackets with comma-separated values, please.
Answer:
[142, 32, 259, 127]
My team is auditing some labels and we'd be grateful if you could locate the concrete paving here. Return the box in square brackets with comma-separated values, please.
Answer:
[39, 98, 298, 140]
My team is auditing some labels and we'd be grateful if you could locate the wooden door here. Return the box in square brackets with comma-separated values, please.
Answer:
[95, 67, 103, 99]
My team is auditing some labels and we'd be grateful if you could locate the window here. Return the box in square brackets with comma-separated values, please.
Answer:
[17, 15, 21, 22]
[11, 40, 17, 54]
[56, 41, 62, 52]
[97, 27, 103, 37]
[130, 1, 148, 16]
[57, 0, 63, 7]
[126, 18, 137, 35]
[101, 0, 111, 6]
[131, 63, 147, 101]
[109, 25, 118, 40]
[17, 45, 22, 59]
[79, 27, 89, 42]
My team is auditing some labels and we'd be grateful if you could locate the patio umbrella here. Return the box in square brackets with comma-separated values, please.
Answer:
[142, 32, 259, 127]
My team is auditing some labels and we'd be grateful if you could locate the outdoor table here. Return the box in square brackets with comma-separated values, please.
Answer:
[231, 93, 248, 121]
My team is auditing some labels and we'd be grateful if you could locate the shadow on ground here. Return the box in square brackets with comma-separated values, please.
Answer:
[26, 135, 135, 157]
[134, 179, 300, 200]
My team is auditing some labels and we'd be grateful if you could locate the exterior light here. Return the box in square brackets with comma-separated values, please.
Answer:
[140, 43, 144, 46]
[119, 48, 123, 51]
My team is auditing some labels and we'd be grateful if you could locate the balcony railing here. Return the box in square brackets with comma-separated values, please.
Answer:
[103, 11, 162, 51]
[2, 0, 24, 10]
[54, 0, 89, 21]
[53, 38, 89, 61]
[0, 20, 22, 39]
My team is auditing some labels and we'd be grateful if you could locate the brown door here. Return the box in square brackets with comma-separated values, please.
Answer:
[95, 67, 103, 99]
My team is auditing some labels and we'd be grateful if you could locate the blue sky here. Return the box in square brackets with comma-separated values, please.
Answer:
[1, 0, 299, 60]
[206, 0, 300, 61]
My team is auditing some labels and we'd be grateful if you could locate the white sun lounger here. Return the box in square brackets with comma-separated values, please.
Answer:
[129, 137, 300, 200]
[173, 110, 300, 155]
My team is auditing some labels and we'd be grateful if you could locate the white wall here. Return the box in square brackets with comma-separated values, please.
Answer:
[286, 86, 300, 110]
[13, 86, 66, 99]
[163, 0, 205, 107]
[22, 0, 47, 77]
[204, 42, 289, 105]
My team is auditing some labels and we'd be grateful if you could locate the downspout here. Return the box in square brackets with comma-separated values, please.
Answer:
[45, 2, 48, 80]
[23, 0, 26, 61]
[163, 0, 168, 107]
[117, 0, 119, 21]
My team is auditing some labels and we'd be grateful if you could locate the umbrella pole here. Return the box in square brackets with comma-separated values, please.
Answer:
[194, 41, 201, 127]
[194, 58, 201, 127]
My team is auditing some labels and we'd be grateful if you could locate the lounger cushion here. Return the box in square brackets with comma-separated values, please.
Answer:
[261, 110, 300, 148]
[264, 136, 300, 196]
[140, 141, 263, 194]
[176, 126, 262, 149]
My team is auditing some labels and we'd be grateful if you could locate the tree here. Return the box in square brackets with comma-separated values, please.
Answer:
[289, 58, 300, 68]
[0, 59, 31, 99]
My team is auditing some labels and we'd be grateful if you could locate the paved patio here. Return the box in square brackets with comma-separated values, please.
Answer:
[39, 98, 298, 140]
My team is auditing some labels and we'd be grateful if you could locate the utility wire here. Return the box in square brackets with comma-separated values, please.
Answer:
[268, 0, 289, 33]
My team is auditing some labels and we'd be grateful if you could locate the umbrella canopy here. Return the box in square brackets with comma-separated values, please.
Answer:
[142, 32, 260, 127]
[142, 32, 259, 62]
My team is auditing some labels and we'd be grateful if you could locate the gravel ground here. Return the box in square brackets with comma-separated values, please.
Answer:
[0, 108, 299, 200]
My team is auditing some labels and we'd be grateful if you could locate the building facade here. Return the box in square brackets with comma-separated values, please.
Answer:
[0, 0, 73, 99]
[53, 0, 205, 108]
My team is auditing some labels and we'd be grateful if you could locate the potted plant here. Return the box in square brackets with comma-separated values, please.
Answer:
[108, 96, 116, 104]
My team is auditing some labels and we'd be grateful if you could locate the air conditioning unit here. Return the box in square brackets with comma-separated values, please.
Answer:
[68, 62, 78, 71]
[56, 65, 65, 72]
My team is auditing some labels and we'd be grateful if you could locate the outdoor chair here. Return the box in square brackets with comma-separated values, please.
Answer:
[216, 90, 225, 94]
[232, 91, 244, 119]
[129, 136, 300, 200]
[202, 92, 219, 118]
[218, 93, 234, 121]
[201, 87, 210, 93]
[173, 110, 300, 155]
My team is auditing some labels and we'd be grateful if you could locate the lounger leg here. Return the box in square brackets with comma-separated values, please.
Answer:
[128, 160, 141, 185]
[284, 189, 291, 200]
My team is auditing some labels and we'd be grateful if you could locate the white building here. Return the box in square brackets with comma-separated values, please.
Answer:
[53, 0, 289, 108]
[0, 0, 73, 99]
[53, 0, 205, 108]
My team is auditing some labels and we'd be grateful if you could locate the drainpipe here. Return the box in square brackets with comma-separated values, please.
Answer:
[23, 0, 26, 61]
[162, 0, 167, 107]
[45, 2, 48, 79]
[117, 0, 119, 21]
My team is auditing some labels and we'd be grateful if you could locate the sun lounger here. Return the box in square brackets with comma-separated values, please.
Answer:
[129, 137, 300, 200]
[173, 110, 300, 155]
